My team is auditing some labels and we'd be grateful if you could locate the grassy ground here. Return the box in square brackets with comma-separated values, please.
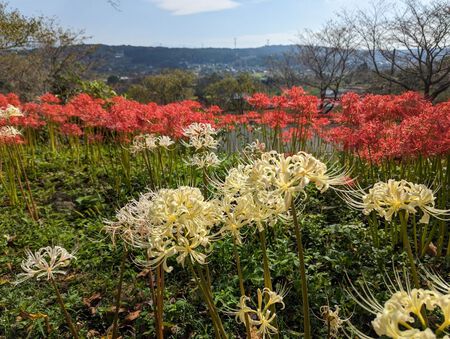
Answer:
[0, 145, 447, 338]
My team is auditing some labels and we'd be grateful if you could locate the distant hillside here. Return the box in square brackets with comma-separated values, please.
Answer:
[86, 44, 296, 75]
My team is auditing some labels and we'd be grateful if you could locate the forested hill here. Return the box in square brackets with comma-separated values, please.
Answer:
[87, 44, 295, 74]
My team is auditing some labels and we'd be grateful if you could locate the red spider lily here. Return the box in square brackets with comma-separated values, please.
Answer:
[261, 110, 291, 129]
[39, 93, 61, 105]
[59, 123, 83, 137]
[0, 87, 446, 163]
[66, 94, 108, 128]
[20, 103, 46, 129]
[0, 93, 21, 108]
[0, 134, 24, 145]
[246, 87, 324, 145]
[246, 93, 271, 109]
[327, 92, 449, 162]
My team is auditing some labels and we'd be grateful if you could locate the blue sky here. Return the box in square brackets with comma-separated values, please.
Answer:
[12, 0, 368, 48]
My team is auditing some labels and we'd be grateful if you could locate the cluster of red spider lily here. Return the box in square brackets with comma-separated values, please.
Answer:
[0, 87, 327, 147]
[1, 88, 449, 164]
[245, 87, 329, 143]
[1, 93, 218, 142]
[326, 92, 450, 162]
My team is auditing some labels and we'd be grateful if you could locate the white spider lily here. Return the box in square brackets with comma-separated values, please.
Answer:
[342, 180, 449, 224]
[16, 246, 76, 283]
[0, 126, 22, 137]
[188, 152, 221, 169]
[106, 187, 222, 273]
[157, 135, 174, 149]
[130, 134, 158, 153]
[345, 269, 450, 338]
[0, 104, 23, 118]
[233, 287, 287, 339]
[320, 305, 345, 338]
[182, 122, 219, 151]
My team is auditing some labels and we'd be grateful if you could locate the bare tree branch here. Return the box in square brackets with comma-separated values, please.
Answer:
[346, 0, 450, 101]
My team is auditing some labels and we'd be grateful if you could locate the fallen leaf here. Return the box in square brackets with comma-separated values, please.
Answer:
[63, 274, 77, 282]
[19, 310, 48, 320]
[107, 306, 126, 314]
[426, 242, 437, 256]
[87, 329, 101, 338]
[83, 292, 102, 307]
[137, 269, 151, 278]
[125, 310, 141, 322]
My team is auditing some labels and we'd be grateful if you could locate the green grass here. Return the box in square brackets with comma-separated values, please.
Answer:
[0, 145, 447, 338]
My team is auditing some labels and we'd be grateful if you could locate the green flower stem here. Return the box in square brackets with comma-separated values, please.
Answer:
[232, 236, 252, 338]
[14, 145, 39, 220]
[290, 201, 311, 339]
[155, 266, 165, 339]
[412, 215, 418, 256]
[447, 236, 450, 258]
[112, 248, 127, 339]
[258, 229, 280, 339]
[202, 168, 209, 198]
[399, 211, 420, 288]
[142, 150, 155, 189]
[187, 260, 227, 339]
[258, 230, 273, 291]
[145, 259, 159, 337]
[50, 278, 79, 339]
[197, 266, 228, 339]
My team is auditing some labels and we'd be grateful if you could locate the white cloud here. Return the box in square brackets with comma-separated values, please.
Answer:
[150, 0, 240, 15]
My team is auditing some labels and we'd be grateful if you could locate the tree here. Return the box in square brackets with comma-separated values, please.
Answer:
[267, 51, 301, 88]
[0, 2, 43, 50]
[348, 0, 450, 101]
[296, 20, 357, 109]
[107, 75, 120, 85]
[38, 23, 93, 99]
[127, 69, 197, 104]
[79, 80, 117, 99]
[0, 2, 93, 100]
[204, 73, 262, 113]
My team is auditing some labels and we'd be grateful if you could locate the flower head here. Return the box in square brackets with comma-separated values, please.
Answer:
[182, 122, 219, 151]
[344, 179, 449, 224]
[345, 268, 450, 338]
[130, 134, 158, 153]
[320, 305, 344, 338]
[104, 191, 154, 246]
[243, 139, 266, 159]
[214, 150, 348, 233]
[213, 160, 286, 232]
[188, 152, 221, 169]
[158, 135, 174, 149]
[234, 287, 287, 339]
[108, 187, 222, 273]
[219, 194, 256, 243]
[0, 104, 23, 119]
[16, 246, 76, 284]
[261, 151, 349, 202]
[0, 126, 24, 144]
